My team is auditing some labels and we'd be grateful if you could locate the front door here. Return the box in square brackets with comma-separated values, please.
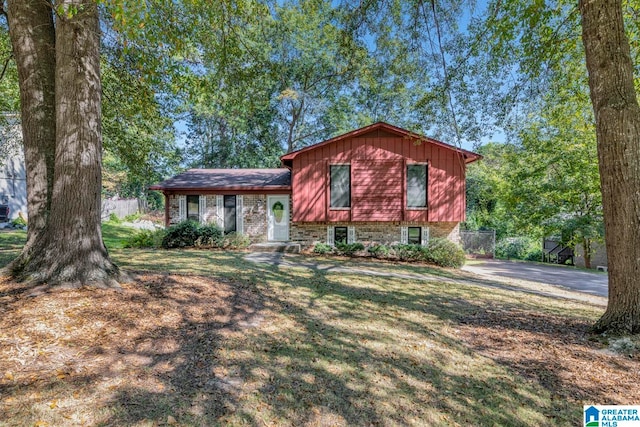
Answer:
[267, 195, 289, 241]
[224, 195, 236, 234]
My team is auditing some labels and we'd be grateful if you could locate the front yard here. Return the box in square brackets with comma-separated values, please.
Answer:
[0, 226, 637, 426]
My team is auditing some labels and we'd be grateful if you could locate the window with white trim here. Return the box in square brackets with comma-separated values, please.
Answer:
[334, 226, 348, 244]
[408, 227, 421, 245]
[407, 164, 428, 208]
[186, 195, 199, 222]
[330, 164, 350, 208]
[405, 226, 430, 246]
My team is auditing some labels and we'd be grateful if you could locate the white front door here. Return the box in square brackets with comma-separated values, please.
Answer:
[267, 195, 289, 241]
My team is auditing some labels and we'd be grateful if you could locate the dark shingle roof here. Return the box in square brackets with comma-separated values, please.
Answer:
[149, 168, 291, 192]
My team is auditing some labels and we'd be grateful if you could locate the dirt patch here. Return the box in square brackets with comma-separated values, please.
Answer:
[0, 272, 267, 426]
[457, 308, 640, 406]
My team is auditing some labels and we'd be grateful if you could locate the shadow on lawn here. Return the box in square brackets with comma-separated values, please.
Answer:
[89, 250, 602, 426]
[1, 248, 610, 425]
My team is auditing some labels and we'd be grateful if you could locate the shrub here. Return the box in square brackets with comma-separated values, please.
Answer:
[368, 244, 390, 259]
[196, 224, 224, 247]
[392, 244, 423, 262]
[524, 248, 543, 262]
[495, 236, 540, 260]
[335, 242, 365, 256]
[11, 215, 27, 228]
[124, 229, 165, 248]
[422, 238, 466, 268]
[161, 220, 201, 248]
[313, 243, 333, 255]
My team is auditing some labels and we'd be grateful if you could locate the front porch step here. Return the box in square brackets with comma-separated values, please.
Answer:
[248, 242, 301, 254]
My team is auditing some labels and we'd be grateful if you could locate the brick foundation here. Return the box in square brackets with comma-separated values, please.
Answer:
[290, 222, 460, 246]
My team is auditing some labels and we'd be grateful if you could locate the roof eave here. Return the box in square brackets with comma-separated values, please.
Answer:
[149, 185, 292, 193]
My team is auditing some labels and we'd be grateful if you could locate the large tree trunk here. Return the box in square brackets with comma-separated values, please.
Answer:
[9, 0, 121, 288]
[580, 0, 640, 333]
[5, 0, 56, 269]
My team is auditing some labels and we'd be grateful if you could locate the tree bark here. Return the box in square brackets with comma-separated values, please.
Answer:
[580, 0, 640, 333]
[5, 0, 56, 269]
[8, 0, 121, 288]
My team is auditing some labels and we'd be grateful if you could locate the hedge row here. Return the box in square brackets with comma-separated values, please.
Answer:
[313, 238, 466, 268]
[123, 221, 250, 249]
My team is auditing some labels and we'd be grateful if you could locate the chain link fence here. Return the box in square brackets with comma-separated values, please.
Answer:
[460, 230, 496, 258]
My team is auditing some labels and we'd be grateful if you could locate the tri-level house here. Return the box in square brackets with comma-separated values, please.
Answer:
[150, 122, 482, 246]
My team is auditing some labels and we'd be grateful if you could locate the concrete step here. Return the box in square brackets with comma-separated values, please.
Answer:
[248, 242, 301, 253]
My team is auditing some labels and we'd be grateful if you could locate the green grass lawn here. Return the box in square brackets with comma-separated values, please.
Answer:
[0, 224, 633, 427]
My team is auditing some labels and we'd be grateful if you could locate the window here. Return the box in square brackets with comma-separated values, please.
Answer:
[407, 164, 427, 208]
[223, 195, 237, 234]
[186, 195, 199, 222]
[334, 226, 348, 244]
[330, 165, 350, 208]
[408, 227, 421, 245]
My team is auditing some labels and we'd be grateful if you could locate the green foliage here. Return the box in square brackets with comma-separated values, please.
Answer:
[335, 242, 365, 257]
[161, 221, 201, 249]
[107, 213, 121, 223]
[422, 238, 467, 268]
[123, 212, 141, 222]
[390, 240, 466, 268]
[10, 216, 27, 228]
[123, 229, 165, 249]
[313, 243, 333, 255]
[196, 224, 224, 247]
[392, 244, 424, 262]
[495, 237, 541, 261]
[314, 240, 465, 268]
[368, 244, 390, 259]
[161, 221, 244, 249]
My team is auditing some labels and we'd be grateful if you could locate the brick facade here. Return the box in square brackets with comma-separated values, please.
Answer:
[167, 194, 268, 242]
[290, 221, 460, 246]
[167, 194, 460, 247]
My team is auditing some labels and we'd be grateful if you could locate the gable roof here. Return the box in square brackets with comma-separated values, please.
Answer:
[280, 121, 482, 166]
[149, 168, 291, 192]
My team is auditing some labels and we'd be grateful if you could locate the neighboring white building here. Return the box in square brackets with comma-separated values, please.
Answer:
[0, 115, 27, 222]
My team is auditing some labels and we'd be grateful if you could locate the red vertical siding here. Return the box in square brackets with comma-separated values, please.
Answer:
[352, 160, 403, 221]
[290, 130, 467, 223]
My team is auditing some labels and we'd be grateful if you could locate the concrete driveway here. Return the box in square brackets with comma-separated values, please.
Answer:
[461, 259, 609, 297]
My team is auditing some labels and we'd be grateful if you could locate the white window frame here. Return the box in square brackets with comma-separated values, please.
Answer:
[199, 196, 207, 224]
[236, 195, 244, 235]
[178, 195, 186, 221]
[327, 226, 335, 246]
[421, 227, 430, 246]
[400, 226, 408, 244]
[216, 195, 224, 229]
[347, 226, 355, 244]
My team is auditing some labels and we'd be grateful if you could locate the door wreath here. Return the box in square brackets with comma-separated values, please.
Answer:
[272, 201, 284, 223]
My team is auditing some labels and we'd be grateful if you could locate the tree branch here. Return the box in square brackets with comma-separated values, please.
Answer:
[0, 55, 11, 81]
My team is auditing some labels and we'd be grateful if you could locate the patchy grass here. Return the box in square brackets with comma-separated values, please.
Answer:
[102, 222, 137, 250]
[0, 229, 26, 267]
[0, 230, 637, 426]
